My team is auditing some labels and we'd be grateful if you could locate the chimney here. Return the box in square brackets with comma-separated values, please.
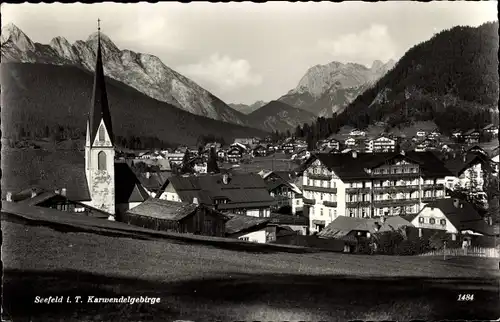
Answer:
[418, 228, 423, 238]
[463, 154, 467, 163]
[6, 192, 12, 202]
[146, 171, 151, 179]
[222, 173, 229, 184]
[193, 197, 199, 204]
[31, 188, 37, 198]
[61, 188, 67, 197]
[453, 198, 460, 208]
[352, 150, 358, 159]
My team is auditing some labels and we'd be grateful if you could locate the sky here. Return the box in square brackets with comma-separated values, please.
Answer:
[1, 2, 498, 105]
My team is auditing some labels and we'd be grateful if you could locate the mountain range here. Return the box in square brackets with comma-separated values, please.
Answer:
[229, 101, 267, 115]
[278, 59, 395, 117]
[1, 23, 249, 125]
[246, 101, 317, 133]
[1, 62, 268, 147]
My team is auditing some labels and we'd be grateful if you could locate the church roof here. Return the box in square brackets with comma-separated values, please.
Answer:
[89, 28, 114, 145]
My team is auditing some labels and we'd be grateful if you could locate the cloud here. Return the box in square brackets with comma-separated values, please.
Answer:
[317, 24, 397, 66]
[178, 53, 263, 92]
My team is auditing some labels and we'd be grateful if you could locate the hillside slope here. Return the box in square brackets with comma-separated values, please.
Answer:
[335, 21, 499, 133]
[247, 101, 317, 133]
[1, 23, 249, 125]
[1, 63, 268, 146]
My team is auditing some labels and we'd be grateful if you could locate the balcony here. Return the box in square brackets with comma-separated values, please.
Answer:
[346, 200, 371, 208]
[373, 198, 420, 207]
[372, 185, 420, 192]
[371, 172, 421, 179]
[306, 173, 332, 180]
[303, 198, 315, 205]
[345, 187, 372, 194]
[421, 183, 445, 190]
[323, 201, 338, 207]
[302, 185, 337, 194]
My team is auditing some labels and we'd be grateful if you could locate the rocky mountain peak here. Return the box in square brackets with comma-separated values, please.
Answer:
[371, 60, 384, 70]
[1, 23, 35, 51]
[86, 32, 120, 54]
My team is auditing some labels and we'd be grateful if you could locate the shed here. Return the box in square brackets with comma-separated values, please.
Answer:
[123, 199, 229, 237]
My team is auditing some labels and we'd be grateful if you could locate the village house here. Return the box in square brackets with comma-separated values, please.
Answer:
[348, 129, 366, 138]
[409, 198, 496, 242]
[318, 215, 413, 251]
[252, 144, 268, 157]
[463, 129, 481, 144]
[291, 148, 311, 161]
[269, 213, 309, 235]
[164, 152, 185, 165]
[225, 214, 275, 243]
[344, 138, 357, 149]
[366, 136, 397, 153]
[136, 171, 172, 198]
[482, 124, 499, 137]
[301, 150, 452, 234]
[264, 173, 303, 215]
[123, 198, 229, 237]
[451, 130, 463, 140]
[5, 187, 111, 219]
[441, 150, 493, 191]
[416, 130, 427, 138]
[227, 146, 244, 163]
[157, 172, 276, 217]
[318, 136, 341, 151]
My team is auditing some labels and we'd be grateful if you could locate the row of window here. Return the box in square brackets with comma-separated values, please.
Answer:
[418, 217, 446, 225]
[372, 167, 419, 175]
[311, 207, 337, 218]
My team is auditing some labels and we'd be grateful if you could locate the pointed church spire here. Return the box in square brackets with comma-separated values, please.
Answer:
[89, 18, 114, 145]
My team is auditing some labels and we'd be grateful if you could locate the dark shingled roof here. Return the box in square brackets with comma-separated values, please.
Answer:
[137, 172, 172, 192]
[225, 214, 270, 235]
[115, 162, 150, 203]
[126, 199, 198, 221]
[162, 173, 276, 209]
[408, 199, 495, 236]
[89, 31, 114, 145]
[310, 151, 453, 181]
[318, 216, 413, 239]
[16, 191, 59, 207]
[441, 153, 493, 177]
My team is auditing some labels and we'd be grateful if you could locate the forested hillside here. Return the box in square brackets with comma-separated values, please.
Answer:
[288, 21, 499, 145]
[1, 63, 268, 147]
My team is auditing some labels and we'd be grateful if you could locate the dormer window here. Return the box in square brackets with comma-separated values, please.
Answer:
[99, 125, 105, 142]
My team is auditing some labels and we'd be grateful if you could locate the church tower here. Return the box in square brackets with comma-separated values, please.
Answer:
[85, 19, 116, 215]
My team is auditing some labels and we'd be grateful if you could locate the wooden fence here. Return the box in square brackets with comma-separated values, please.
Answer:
[419, 247, 500, 258]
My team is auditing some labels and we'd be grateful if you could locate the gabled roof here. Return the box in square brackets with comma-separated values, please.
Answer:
[160, 173, 275, 209]
[318, 215, 413, 239]
[16, 191, 59, 207]
[126, 198, 228, 221]
[115, 162, 150, 203]
[88, 30, 114, 145]
[225, 214, 270, 235]
[409, 198, 494, 235]
[442, 153, 493, 176]
[310, 151, 452, 181]
[137, 172, 172, 192]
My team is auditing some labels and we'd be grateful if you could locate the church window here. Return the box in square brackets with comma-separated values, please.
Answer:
[99, 125, 105, 142]
[98, 151, 107, 170]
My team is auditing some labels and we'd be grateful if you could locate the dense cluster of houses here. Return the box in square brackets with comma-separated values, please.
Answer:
[3, 31, 499, 253]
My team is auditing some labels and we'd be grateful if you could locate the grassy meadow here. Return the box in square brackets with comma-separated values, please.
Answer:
[2, 215, 499, 322]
